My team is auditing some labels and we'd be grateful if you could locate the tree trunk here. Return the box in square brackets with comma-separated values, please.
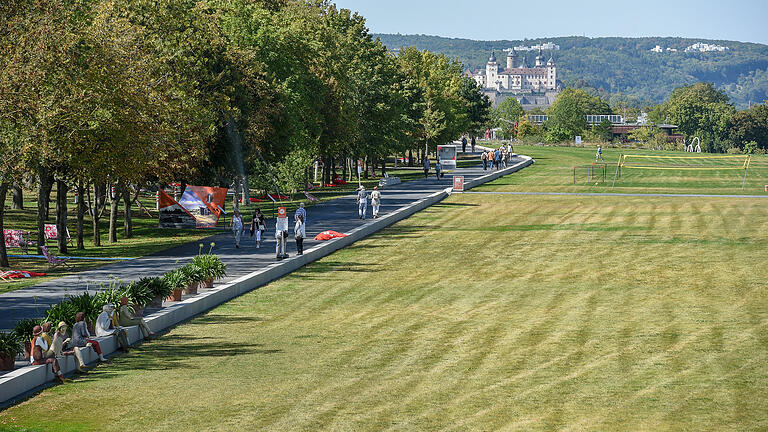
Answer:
[76, 181, 85, 250]
[381, 158, 386, 176]
[408, 149, 414, 167]
[342, 157, 348, 181]
[0, 182, 9, 267]
[331, 157, 337, 181]
[11, 183, 23, 210]
[122, 184, 132, 238]
[364, 157, 369, 180]
[109, 182, 119, 243]
[36, 169, 54, 254]
[56, 179, 68, 254]
[232, 176, 241, 209]
[90, 183, 101, 247]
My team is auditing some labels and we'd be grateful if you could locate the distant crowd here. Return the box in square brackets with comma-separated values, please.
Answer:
[481, 144, 516, 171]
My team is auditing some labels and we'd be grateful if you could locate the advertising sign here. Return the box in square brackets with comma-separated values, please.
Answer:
[453, 176, 465, 192]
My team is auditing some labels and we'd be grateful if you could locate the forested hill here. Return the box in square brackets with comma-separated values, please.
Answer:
[376, 34, 768, 109]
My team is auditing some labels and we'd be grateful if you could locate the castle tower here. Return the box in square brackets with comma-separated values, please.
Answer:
[506, 49, 518, 69]
[486, 52, 499, 90]
[546, 55, 557, 90]
[535, 48, 544, 67]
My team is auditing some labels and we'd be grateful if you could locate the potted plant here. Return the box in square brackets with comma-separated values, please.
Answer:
[141, 277, 172, 308]
[44, 299, 80, 332]
[163, 269, 186, 302]
[13, 318, 40, 360]
[123, 280, 155, 316]
[179, 264, 203, 295]
[67, 291, 103, 332]
[191, 254, 227, 289]
[0, 331, 21, 371]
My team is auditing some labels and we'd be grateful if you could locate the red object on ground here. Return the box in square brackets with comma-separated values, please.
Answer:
[332, 177, 348, 185]
[314, 230, 348, 241]
[1, 271, 47, 279]
[249, 198, 264, 203]
[323, 183, 338, 188]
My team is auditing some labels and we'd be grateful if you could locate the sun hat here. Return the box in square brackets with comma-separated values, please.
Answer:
[57, 321, 67, 331]
[32, 325, 43, 336]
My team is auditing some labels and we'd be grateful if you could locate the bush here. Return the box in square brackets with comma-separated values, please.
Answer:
[191, 254, 227, 281]
[139, 277, 173, 300]
[13, 318, 42, 342]
[726, 147, 743, 154]
[163, 269, 188, 291]
[123, 280, 155, 308]
[0, 331, 21, 358]
[44, 300, 79, 329]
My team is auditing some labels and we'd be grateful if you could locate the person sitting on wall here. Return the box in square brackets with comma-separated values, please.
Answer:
[96, 304, 130, 352]
[71, 312, 107, 363]
[52, 321, 88, 372]
[38, 322, 56, 359]
[118, 297, 155, 341]
[30, 325, 67, 383]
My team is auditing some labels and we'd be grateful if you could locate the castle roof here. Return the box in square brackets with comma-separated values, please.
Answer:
[489, 52, 497, 63]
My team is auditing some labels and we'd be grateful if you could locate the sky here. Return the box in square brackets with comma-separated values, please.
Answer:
[331, 0, 768, 45]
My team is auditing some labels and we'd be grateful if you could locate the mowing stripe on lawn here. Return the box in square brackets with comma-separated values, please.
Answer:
[463, 191, 768, 198]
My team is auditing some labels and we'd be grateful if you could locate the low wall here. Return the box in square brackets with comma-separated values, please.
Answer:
[0, 156, 533, 407]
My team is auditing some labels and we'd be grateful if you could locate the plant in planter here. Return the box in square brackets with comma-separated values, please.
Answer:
[123, 280, 155, 314]
[67, 291, 103, 329]
[0, 331, 22, 371]
[163, 269, 187, 302]
[13, 318, 41, 359]
[139, 277, 172, 308]
[179, 264, 204, 295]
[191, 254, 227, 288]
[44, 300, 79, 331]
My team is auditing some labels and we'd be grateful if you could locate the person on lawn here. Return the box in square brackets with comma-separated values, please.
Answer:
[596, 145, 604, 162]
[118, 297, 154, 341]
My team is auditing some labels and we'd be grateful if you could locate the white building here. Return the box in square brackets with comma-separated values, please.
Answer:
[472, 49, 557, 92]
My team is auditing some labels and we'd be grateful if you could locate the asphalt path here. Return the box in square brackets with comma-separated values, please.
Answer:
[0, 154, 526, 330]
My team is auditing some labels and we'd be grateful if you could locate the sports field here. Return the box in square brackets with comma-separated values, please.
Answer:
[1, 146, 767, 431]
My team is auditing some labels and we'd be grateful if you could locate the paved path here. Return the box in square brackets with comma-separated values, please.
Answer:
[0, 154, 527, 330]
[464, 191, 768, 198]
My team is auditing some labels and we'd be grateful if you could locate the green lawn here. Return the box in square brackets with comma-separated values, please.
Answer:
[487, 144, 768, 195]
[2, 189, 766, 430]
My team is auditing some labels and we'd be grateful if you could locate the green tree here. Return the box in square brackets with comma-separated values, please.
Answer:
[729, 103, 768, 150]
[493, 97, 523, 139]
[594, 118, 614, 142]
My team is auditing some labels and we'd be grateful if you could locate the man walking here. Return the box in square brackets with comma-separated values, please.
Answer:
[422, 156, 430, 178]
[482, 151, 488, 171]
[370, 186, 381, 218]
[356, 186, 368, 220]
[461, 135, 467, 153]
[471, 136, 476, 152]
[596, 145, 604, 162]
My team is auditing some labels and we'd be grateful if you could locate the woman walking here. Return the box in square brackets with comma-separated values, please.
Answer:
[294, 215, 305, 255]
[231, 208, 243, 248]
[370, 186, 381, 219]
[250, 208, 265, 248]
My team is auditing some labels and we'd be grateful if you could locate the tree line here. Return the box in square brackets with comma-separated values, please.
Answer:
[0, 0, 490, 267]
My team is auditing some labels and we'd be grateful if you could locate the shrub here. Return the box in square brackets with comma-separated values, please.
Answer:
[123, 280, 155, 308]
[180, 263, 205, 284]
[163, 269, 188, 291]
[44, 300, 79, 329]
[0, 331, 21, 358]
[191, 254, 227, 281]
[66, 292, 103, 328]
[13, 318, 42, 342]
[139, 277, 173, 301]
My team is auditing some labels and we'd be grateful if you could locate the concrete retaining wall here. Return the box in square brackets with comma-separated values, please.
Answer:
[0, 156, 533, 406]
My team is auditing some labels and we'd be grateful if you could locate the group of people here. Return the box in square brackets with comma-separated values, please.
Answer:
[356, 185, 381, 220]
[422, 157, 445, 180]
[229, 203, 310, 260]
[460, 134, 476, 153]
[481, 143, 515, 171]
[29, 297, 155, 383]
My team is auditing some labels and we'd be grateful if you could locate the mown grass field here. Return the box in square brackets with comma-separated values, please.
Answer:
[485, 143, 768, 195]
[1, 169, 766, 430]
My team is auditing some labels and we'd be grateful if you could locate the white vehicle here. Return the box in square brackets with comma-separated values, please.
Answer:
[437, 145, 457, 169]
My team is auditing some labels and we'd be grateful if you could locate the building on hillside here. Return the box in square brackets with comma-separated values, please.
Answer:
[471, 49, 561, 110]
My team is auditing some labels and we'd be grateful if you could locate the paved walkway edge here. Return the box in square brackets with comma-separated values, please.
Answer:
[0, 156, 534, 406]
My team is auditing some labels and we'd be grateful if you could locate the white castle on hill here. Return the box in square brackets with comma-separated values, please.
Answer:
[471, 49, 560, 109]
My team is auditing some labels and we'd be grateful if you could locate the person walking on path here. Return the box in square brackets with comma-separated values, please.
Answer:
[230, 208, 244, 248]
[596, 145, 604, 162]
[250, 208, 265, 248]
[356, 186, 368, 220]
[295, 202, 306, 225]
[294, 215, 305, 255]
[495, 148, 502, 170]
[471, 136, 476, 152]
[435, 159, 442, 180]
[462, 135, 467, 153]
[482, 151, 488, 170]
[422, 156, 430, 178]
[370, 186, 381, 218]
[488, 151, 494, 170]
[275, 215, 289, 260]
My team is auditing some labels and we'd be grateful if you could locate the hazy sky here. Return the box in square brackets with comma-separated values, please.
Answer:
[331, 0, 768, 45]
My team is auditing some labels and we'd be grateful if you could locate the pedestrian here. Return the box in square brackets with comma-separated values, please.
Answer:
[230, 208, 243, 248]
[250, 208, 265, 248]
[461, 135, 467, 153]
[596, 145, 604, 162]
[370, 186, 381, 218]
[471, 136, 476, 152]
[435, 159, 442, 180]
[275, 214, 288, 259]
[295, 202, 306, 225]
[422, 156, 430, 178]
[495, 148, 502, 170]
[488, 151, 494, 170]
[481, 151, 488, 170]
[356, 186, 368, 220]
[294, 214, 305, 255]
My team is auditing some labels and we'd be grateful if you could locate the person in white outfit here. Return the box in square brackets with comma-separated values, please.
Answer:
[356, 186, 367, 219]
[275, 215, 289, 259]
[370, 186, 381, 218]
[294, 215, 305, 255]
[96, 304, 130, 351]
[230, 208, 243, 248]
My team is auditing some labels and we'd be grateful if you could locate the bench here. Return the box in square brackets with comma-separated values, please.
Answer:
[378, 174, 401, 187]
[3, 229, 35, 254]
[44, 224, 74, 247]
